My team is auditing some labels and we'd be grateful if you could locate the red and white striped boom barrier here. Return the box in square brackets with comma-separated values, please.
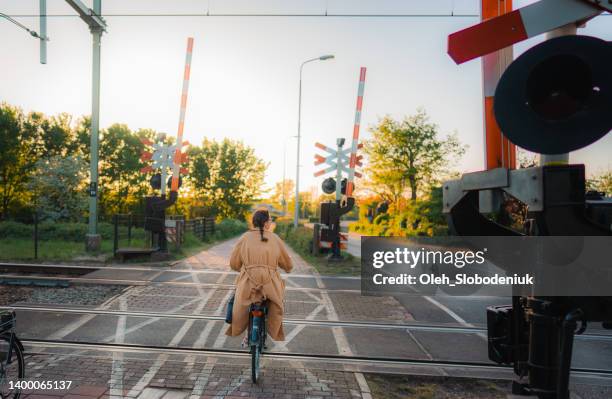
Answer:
[171, 37, 194, 192]
[448, 0, 607, 65]
[346, 67, 366, 196]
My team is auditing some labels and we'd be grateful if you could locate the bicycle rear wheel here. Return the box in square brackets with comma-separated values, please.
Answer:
[0, 333, 25, 399]
[251, 344, 260, 383]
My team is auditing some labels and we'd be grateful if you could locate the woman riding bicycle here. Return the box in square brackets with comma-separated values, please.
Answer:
[226, 208, 293, 342]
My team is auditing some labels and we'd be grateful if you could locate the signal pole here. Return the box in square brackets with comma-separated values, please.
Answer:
[86, 0, 103, 251]
[62, 0, 107, 250]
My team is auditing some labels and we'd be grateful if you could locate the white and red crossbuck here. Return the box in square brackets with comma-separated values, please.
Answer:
[447, 0, 608, 171]
[448, 0, 609, 65]
[313, 67, 366, 195]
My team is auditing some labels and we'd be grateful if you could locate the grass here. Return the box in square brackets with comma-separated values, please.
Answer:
[0, 231, 242, 263]
[0, 238, 114, 261]
[365, 374, 508, 399]
[275, 223, 361, 276]
[298, 247, 361, 276]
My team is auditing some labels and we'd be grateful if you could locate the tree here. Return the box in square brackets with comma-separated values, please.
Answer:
[269, 179, 294, 214]
[28, 155, 88, 221]
[189, 138, 266, 219]
[0, 104, 44, 218]
[364, 109, 466, 204]
[588, 170, 612, 195]
[98, 124, 156, 217]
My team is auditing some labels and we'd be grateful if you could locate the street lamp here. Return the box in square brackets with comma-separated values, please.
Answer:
[294, 54, 335, 227]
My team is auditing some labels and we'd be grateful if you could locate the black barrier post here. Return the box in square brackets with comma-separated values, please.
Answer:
[33, 211, 39, 260]
[113, 214, 119, 256]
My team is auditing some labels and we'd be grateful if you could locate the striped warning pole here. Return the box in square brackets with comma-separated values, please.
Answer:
[448, 0, 602, 64]
[346, 67, 366, 197]
[171, 37, 194, 192]
[481, 0, 516, 170]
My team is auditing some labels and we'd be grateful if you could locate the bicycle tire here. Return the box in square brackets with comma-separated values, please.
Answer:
[251, 344, 259, 384]
[0, 333, 25, 399]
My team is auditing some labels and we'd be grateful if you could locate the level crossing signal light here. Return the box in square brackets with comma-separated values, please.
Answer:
[140, 136, 190, 193]
[321, 177, 349, 196]
[311, 67, 367, 261]
[443, 1, 612, 398]
[313, 138, 363, 261]
[139, 135, 190, 253]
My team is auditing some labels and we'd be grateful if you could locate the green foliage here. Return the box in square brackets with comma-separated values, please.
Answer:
[364, 109, 466, 204]
[587, 170, 612, 195]
[213, 219, 248, 240]
[0, 221, 32, 239]
[98, 125, 156, 217]
[0, 238, 114, 261]
[0, 104, 86, 219]
[350, 186, 448, 237]
[28, 155, 88, 221]
[0, 103, 266, 226]
[188, 138, 266, 220]
[275, 222, 360, 276]
[275, 224, 313, 256]
[0, 220, 116, 241]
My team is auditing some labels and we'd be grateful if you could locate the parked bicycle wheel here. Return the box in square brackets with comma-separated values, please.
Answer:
[0, 333, 25, 399]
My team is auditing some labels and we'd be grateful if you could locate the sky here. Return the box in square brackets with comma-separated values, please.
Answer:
[1, 0, 610, 196]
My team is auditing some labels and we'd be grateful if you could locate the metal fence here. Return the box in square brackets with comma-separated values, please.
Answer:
[112, 214, 216, 257]
[184, 217, 216, 240]
[112, 214, 149, 256]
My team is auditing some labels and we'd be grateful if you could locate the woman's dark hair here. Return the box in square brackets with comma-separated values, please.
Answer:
[252, 209, 270, 242]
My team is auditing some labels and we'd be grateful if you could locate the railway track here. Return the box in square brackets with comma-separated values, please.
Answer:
[0, 273, 362, 293]
[0, 262, 358, 280]
[5, 305, 612, 342]
[20, 338, 612, 384]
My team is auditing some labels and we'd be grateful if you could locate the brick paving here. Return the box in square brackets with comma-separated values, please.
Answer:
[19, 351, 367, 399]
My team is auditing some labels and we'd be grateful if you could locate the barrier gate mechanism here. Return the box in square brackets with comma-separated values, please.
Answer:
[444, 1, 611, 398]
[137, 37, 194, 256]
[312, 67, 366, 261]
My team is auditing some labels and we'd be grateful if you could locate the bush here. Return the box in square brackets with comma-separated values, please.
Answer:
[0, 221, 33, 239]
[275, 223, 315, 256]
[0, 218, 248, 244]
[213, 219, 247, 240]
[0, 220, 118, 242]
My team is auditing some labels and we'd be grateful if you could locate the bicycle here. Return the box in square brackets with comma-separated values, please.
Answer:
[247, 301, 268, 384]
[0, 311, 25, 399]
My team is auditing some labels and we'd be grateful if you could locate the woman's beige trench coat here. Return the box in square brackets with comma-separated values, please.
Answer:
[225, 230, 293, 341]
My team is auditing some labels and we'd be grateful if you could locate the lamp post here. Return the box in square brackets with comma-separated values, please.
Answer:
[294, 54, 334, 227]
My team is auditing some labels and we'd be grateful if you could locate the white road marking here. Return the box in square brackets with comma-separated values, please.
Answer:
[354, 372, 373, 399]
[188, 358, 216, 399]
[423, 295, 487, 340]
[211, 289, 234, 348]
[47, 286, 136, 340]
[110, 297, 127, 399]
[274, 304, 325, 352]
[126, 354, 169, 397]
[131, 269, 227, 394]
[212, 367, 250, 399]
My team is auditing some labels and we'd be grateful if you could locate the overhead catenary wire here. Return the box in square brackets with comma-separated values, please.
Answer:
[1, 13, 480, 18]
[0, 12, 47, 39]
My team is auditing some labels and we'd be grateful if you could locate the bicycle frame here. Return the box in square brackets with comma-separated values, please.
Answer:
[248, 302, 267, 346]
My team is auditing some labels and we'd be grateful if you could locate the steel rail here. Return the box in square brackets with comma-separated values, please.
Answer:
[5, 305, 611, 342]
[0, 262, 360, 280]
[21, 339, 612, 380]
[0, 274, 361, 293]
